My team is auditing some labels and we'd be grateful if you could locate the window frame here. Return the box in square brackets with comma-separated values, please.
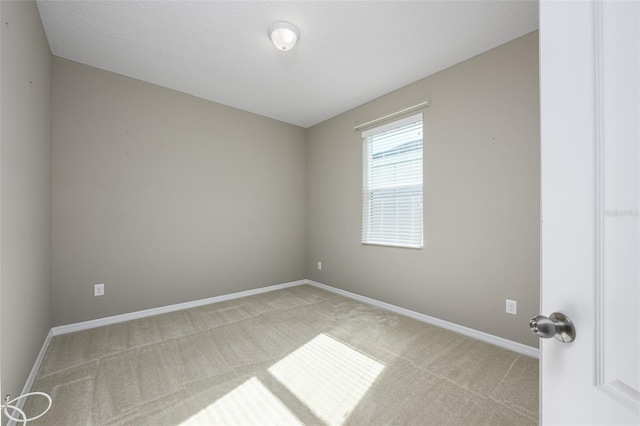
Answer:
[361, 112, 424, 249]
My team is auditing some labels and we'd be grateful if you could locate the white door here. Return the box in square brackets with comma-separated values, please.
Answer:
[540, 0, 640, 424]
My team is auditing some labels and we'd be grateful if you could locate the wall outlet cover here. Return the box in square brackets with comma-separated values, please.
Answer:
[94, 283, 105, 297]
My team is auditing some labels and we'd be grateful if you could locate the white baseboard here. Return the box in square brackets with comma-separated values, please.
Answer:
[6, 329, 54, 426]
[51, 278, 539, 357]
[306, 280, 539, 359]
[52, 279, 306, 336]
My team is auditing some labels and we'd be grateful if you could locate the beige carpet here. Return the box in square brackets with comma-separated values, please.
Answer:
[23, 285, 538, 425]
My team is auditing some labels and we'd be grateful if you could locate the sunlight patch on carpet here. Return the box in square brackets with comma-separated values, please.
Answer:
[180, 377, 303, 425]
[268, 333, 385, 425]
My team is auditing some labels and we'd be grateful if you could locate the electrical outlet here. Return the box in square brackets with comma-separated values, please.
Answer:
[317, 261, 322, 270]
[505, 299, 517, 315]
[94, 283, 105, 297]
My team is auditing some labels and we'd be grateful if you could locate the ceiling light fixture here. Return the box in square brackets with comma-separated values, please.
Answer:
[269, 22, 300, 51]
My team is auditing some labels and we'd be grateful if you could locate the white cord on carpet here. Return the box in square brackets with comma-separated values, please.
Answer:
[1, 392, 52, 425]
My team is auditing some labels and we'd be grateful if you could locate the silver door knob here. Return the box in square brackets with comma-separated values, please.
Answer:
[529, 312, 576, 343]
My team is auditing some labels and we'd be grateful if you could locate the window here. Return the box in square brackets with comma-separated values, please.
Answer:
[361, 113, 423, 248]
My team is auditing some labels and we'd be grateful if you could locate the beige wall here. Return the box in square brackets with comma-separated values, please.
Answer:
[0, 0, 52, 402]
[51, 58, 307, 325]
[307, 32, 540, 347]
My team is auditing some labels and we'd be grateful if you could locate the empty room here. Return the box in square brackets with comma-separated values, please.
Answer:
[1, 0, 638, 425]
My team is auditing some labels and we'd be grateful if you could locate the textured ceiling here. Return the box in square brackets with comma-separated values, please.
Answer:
[36, 1, 538, 128]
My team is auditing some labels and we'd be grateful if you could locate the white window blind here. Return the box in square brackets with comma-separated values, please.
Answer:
[361, 113, 423, 249]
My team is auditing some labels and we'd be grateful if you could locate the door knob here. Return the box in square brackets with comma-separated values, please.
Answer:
[529, 312, 576, 343]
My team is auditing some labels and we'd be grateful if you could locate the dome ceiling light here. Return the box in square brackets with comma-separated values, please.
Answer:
[269, 22, 300, 51]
